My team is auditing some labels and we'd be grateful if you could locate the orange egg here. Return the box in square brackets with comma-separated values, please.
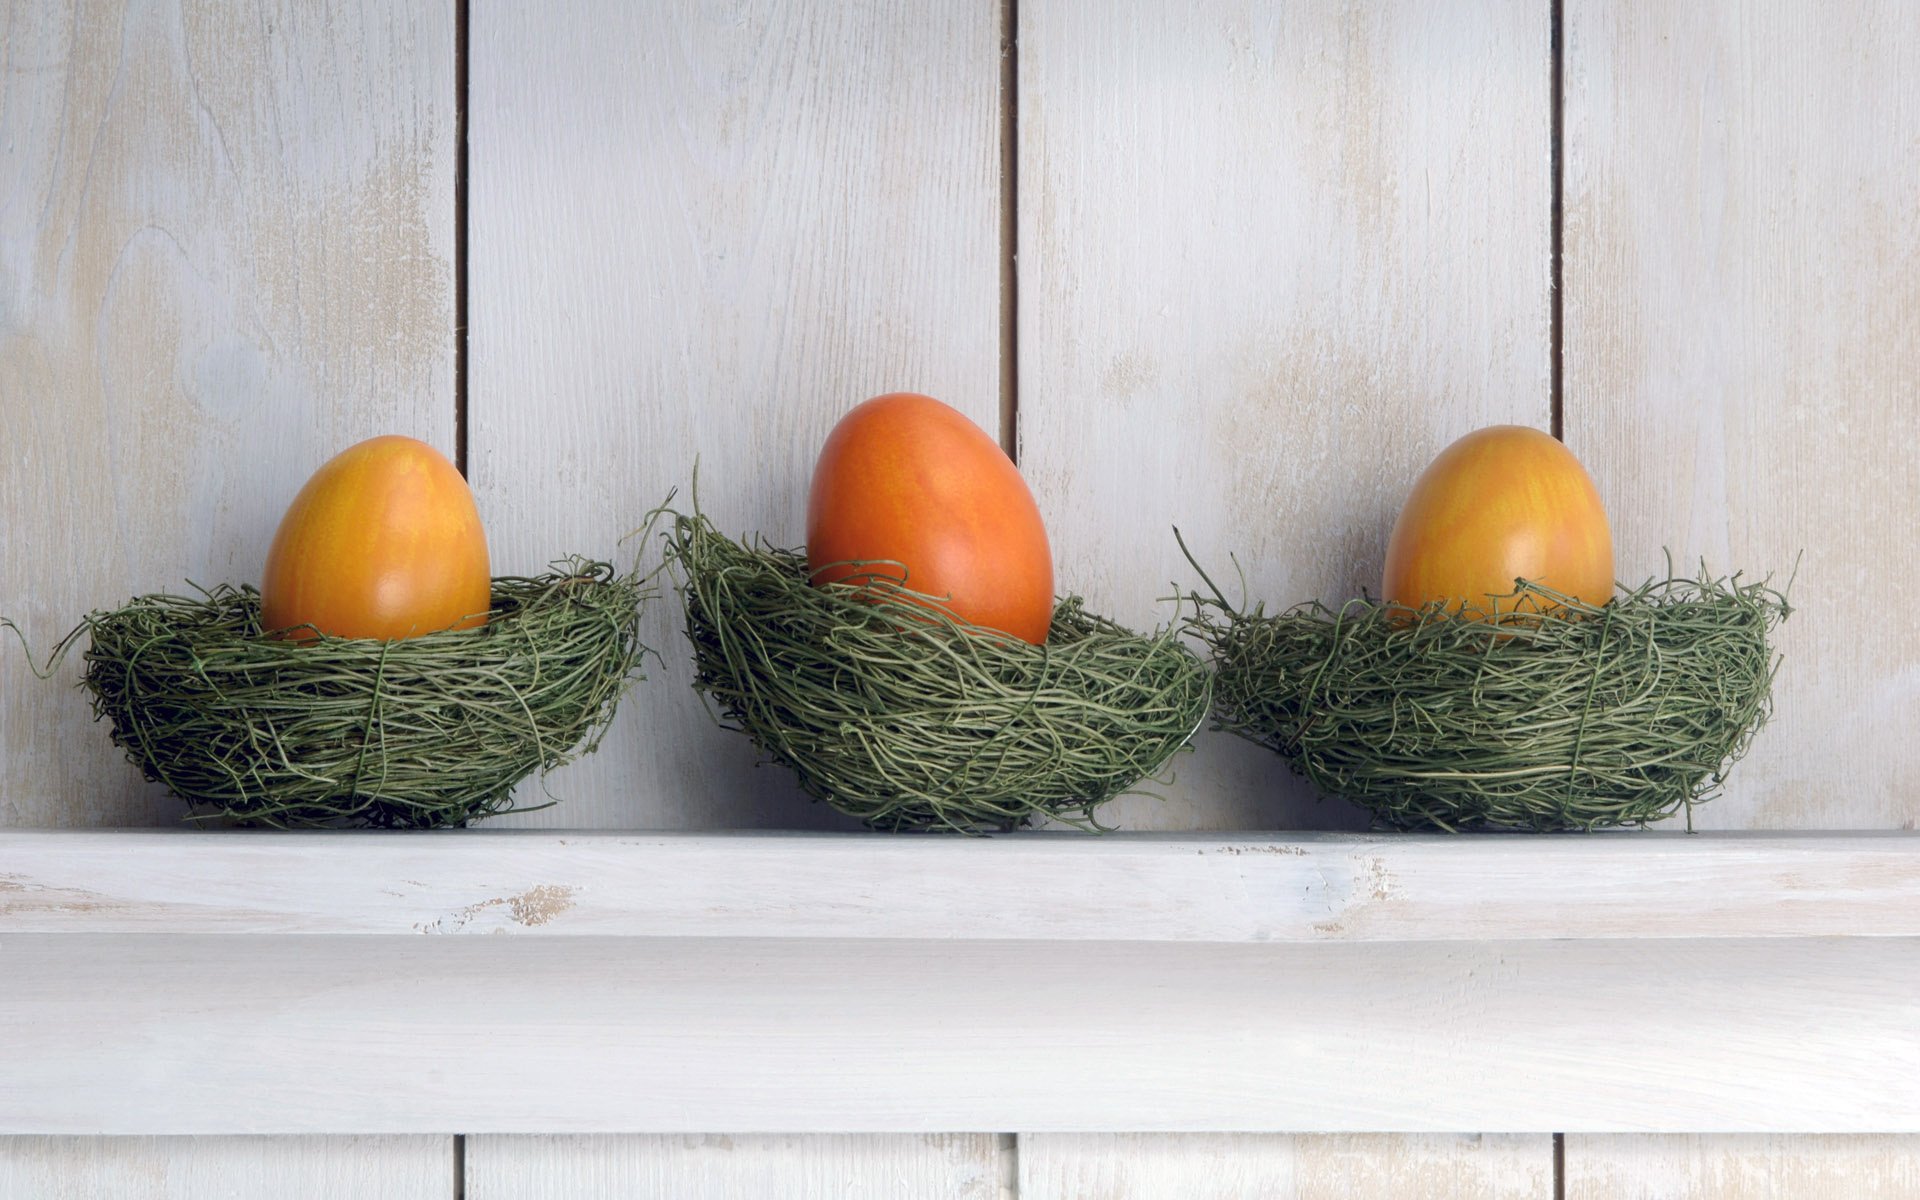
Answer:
[1382, 425, 1613, 617]
[261, 435, 491, 640]
[806, 393, 1054, 644]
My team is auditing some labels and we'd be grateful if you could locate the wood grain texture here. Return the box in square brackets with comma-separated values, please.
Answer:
[468, 1134, 1001, 1200]
[1020, 1134, 1550, 1200]
[0, 1136, 452, 1200]
[0, 1, 457, 1186]
[8, 828, 1920, 944]
[1566, 1135, 1920, 1199]
[1558, 14, 1920, 1187]
[0, 0, 456, 828]
[467, 1, 1001, 829]
[1016, 0, 1552, 830]
[7, 933, 1916, 1134]
[1563, 0, 1920, 829]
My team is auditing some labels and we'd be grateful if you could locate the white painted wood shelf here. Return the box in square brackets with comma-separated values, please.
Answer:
[4, 830, 1917, 1135]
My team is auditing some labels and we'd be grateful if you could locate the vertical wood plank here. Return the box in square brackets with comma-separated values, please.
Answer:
[1566, 1135, 1920, 1200]
[0, 1136, 453, 1200]
[1017, 0, 1553, 830]
[1563, 5, 1920, 1185]
[0, 0, 457, 827]
[0, 0, 458, 1190]
[1020, 1133, 1551, 1199]
[467, 1, 1002, 829]
[1563, 0, 1920, 829]
[467, 1134, 1002, 1200]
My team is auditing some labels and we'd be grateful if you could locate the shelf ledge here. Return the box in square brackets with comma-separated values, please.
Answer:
[4, 828, 1917, 1135]
[5, 827, 1919, 942]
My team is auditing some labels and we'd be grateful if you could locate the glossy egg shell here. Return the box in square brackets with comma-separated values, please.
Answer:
[805, 393, 1054, 644]
[1382, 425, 1614, 616]
[261, 435, 492, 640]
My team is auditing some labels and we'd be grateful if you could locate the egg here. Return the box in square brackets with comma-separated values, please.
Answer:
[261, 435, 491, 640]
[806, 393, 1054, 644]
[1382, 425, 1613, 617]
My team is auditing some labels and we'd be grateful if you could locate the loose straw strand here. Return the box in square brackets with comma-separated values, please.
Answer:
[663, 511, 1212, 833]
[1184, 560, 1789, 832]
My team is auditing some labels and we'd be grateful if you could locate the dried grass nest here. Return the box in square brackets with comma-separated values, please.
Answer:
[1185, 553, 1791, 832]
[663, 511, 1213, 832]
[9, 559, 648, 828]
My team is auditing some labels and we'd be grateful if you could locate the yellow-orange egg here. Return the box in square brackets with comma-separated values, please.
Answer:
[1382, 425, 1613, 617]
[261, 435, 491, 640]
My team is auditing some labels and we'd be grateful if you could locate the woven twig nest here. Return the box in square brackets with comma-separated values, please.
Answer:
[58, 558, 648, 828]
[663, 512, 1212, 832]
[1188, 568, 1790, 831]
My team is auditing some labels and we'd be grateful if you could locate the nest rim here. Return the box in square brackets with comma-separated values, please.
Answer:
[65, 557, 650, 829]
[1188, 565, 1791, 833]
[663, 511, 1214, 833]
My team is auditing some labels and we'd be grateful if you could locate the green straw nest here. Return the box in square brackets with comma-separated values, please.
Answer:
[14, 559, 648, 828]
[1187, 562, 1790, 831]
[663, 512, 1213, 832]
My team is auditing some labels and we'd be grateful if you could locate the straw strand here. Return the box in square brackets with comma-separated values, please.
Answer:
[663, 512, 1211, 832]
[1187, 567, 1789, 831]
[22, 558, 651, 827]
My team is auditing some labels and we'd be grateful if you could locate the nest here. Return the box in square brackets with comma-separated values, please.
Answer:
[1187, 564, 1790, 831]
[663, 512, 1212, 832]
[27, 559, 648, 828]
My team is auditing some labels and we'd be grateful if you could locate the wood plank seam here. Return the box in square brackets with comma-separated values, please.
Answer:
[455, 0, 472, 478]
[1000, 0, 1020, 464]
[1550, 0, 1566, 443]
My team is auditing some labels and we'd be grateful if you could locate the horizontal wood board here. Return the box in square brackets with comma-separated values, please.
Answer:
[4, 933, 1915, 1134]
[4, 828, 1917, 943]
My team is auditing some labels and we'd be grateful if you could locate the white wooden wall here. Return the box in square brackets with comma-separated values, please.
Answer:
[1, 0, 459, 1191]
[1562, 0, 1920, 833]
[0, 0, 455, 830]
[467, 0, 1001, 831]
[1018, 0, 1551, 833]
[4, 0, 1917, 1195]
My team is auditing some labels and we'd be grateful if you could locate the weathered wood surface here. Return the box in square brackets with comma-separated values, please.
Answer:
[0, 0, 457, 829]
[0, 1136, 452, 1200]
[1544, 0, 1920, 1184]
[466, 0, 1002, 830]
[467, 1135, 1002, 1200]
[1019, 1134, 1551, 1200]
[4, 0, 1918, 1192]
[5, 828, 1918, 943]
[0, 0, 458, 1182]
[1565, 1135, 1920, 1199]
[1016, 0, 1552, 831]
[6, 933, 1915, 1134]
[1562, 0, 1920, 831]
